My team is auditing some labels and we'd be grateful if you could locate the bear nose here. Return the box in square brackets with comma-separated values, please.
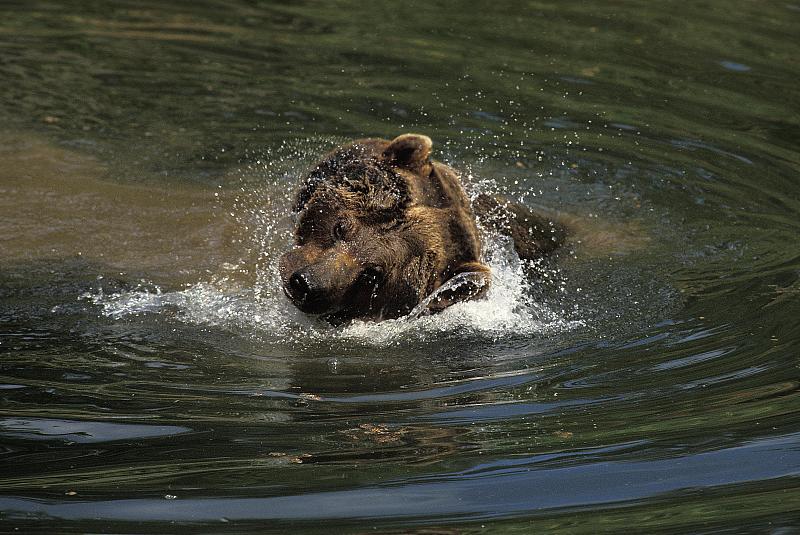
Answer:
[284, 268, 334, 314]
[288, 271, 311, 302]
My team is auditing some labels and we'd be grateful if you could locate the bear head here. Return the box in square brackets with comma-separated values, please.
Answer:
[279, 134, 439, 323]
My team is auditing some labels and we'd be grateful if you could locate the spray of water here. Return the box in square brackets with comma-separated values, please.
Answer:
[86, 139, 583, 347]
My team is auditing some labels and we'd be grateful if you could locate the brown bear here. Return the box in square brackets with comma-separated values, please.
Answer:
[279, 134, 565, 323]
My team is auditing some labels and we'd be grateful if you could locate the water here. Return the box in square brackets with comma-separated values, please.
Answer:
[1, 1, 799, 532]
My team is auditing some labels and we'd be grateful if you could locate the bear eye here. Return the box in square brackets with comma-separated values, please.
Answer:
[358, 265, 384, 287]
[332, 220, 349, 242]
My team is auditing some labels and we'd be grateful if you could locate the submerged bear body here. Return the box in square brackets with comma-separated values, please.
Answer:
[279, 134, 562, 323]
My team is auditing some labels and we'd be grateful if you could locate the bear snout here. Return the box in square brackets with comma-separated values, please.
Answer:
[287, 270, 312, 302]
[283, 267, 335, 314]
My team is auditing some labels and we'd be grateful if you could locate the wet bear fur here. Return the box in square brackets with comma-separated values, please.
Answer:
[279, 134, 564, 323]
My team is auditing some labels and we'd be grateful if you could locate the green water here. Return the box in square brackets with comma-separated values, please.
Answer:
[1, 1, 799, 533]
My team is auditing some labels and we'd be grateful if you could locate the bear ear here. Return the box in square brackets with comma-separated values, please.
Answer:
[383, 134, 432, 169]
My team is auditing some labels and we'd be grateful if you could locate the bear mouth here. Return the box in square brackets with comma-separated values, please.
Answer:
[282, 284, 374, 325]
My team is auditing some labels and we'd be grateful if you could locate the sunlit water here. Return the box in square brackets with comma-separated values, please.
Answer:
[1, 2, 799, 533]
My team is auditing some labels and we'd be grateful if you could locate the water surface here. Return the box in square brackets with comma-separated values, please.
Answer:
[1, 1, 799, 533]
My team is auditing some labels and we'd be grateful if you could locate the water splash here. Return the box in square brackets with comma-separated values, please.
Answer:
[85, 141, 584, 347]
[85, 246, 582, 347]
